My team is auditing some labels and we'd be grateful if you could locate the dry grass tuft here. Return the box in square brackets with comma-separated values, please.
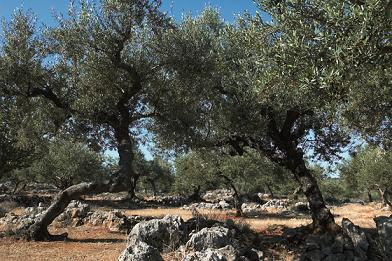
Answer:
[331, 202, 391, 228]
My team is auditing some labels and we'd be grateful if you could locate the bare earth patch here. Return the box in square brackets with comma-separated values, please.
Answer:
[0, 203, 390, 260]
[0, 227, 126, 261]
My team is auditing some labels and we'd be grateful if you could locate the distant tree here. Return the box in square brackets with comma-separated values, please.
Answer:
[341, 146, 392, 207]
[31, 138, 106, 190]
[174, 150, 295, 202]
[174, 152, 221, 201]
[138, 157, 174, 196]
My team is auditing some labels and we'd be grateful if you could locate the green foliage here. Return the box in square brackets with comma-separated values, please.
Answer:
[174, 149, 295, 196]
[254, 0, 392, 146]
[28, 138, 106, 189]
[341, 145, 392, 195]
[138, 157, 174, 194]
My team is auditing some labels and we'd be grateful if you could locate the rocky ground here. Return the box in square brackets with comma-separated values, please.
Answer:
[0, 188, 391, 260]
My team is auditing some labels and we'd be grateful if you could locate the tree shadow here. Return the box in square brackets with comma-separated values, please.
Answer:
[66, 238, 126, 243]
[239, 211, 311, 220]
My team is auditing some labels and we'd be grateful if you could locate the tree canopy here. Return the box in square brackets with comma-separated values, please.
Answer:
[0, 0, 390, 239]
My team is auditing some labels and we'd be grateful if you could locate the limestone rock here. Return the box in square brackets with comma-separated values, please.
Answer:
[374, 216, 392, 260]
[56, 200, 90, 227]
[341, 218, 369, 252]
[128, 215, 183, 251]
[182, 202, 231, 211]
[202, 189, 234, 203]
[241, 202, 265, 216]
[182, 245, 237, 261]
[185, 226, 231, 251]
[118, 241, 163, 261]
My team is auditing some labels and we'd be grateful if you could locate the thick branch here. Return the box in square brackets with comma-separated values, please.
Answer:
[28, 177, 128, 241]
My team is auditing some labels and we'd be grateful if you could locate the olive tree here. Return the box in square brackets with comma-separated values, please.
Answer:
[341, 145, 392, 207]
[153, 0, 391, 232]
[174, 149, 295, 215]
[0, 0, 169, 240]
[137, 157, 174, 195]
[32, 138, 107, 190]
[174, 149, 294, 199]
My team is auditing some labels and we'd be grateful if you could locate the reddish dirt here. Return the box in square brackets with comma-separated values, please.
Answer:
[0, 226, 126, 261]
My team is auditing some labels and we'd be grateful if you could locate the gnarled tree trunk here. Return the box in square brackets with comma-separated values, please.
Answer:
[28, 180, 127, 241]
[28, 124, 136, 241]
[286, 147, 337, 233]
[219, 173, 243, 217]
[267, 110, 338, 233]
[115, 123, 135, 195]
[378, 187, 392, 209]
[188, 185, 202, 202]
[266, 183, 275, 198]
[367, 189, 373, 203]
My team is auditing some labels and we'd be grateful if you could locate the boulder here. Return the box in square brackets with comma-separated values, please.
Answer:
[374, 216, 392, 259]
[184, 217, 222, 234]
[67, 200, 90, 218]
[182, 245, 237, 261]
[85, 211, 108, 226]
[105, 210, 128, 232]
[185, 226, 232, 251]
[128, 215, 183, 251]
[341, 218, 369, 252]
[118, 241, 163, 261]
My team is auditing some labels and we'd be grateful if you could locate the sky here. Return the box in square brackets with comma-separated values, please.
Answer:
[0, 0, 259, 25]
[0, 0, 260, 161]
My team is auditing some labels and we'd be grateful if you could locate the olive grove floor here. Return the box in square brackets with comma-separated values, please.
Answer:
[0, 203, 390, 260]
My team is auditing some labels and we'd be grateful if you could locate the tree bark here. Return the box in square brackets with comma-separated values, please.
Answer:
[28, 180, 128, 241]
[114, 123, 135, 194]
[218, 174, 243, 217]
[188, 185, 202, 202]
[378, 187, 392, 209]
[149, 179, 157, 196]
[287, 149, 337, 233]
[266, 183, 275, 198]
[367, 189, 373, 203]
[28, 122, 136, 241]
[267, 110, 338, 233]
